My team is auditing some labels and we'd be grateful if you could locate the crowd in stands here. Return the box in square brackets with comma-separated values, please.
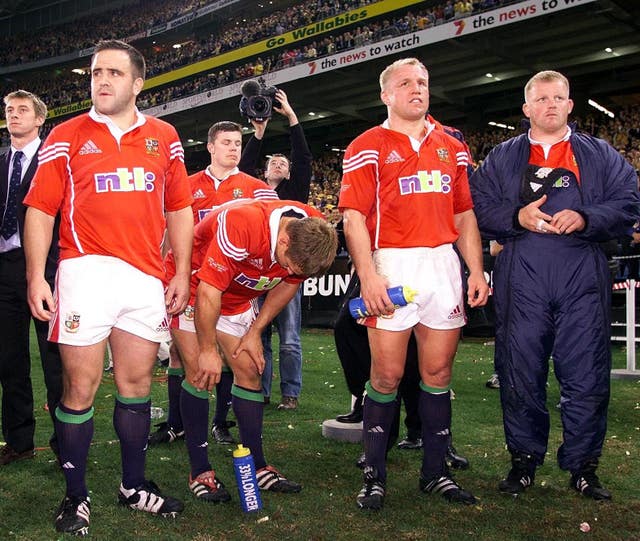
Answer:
[2, 0, 508, 70]
[1, 0, 378, 111]
[1, 0, 519, 114]
[1, 0, 211, 65]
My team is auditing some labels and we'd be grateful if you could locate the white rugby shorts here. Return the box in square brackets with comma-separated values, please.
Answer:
[363, 245, 466, 331]
[216, 303, 257, 338]
[171, 301, 257, 338]
[50, 255, 169, 345]
[171, 303, 196, 333]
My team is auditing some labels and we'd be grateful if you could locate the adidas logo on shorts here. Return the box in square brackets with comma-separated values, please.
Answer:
[447, 305, 463, 320]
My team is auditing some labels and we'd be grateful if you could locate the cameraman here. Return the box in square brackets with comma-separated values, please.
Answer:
[239, 89, 312, 410]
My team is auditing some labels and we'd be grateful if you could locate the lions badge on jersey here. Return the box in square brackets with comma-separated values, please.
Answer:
[233, 188, 244, 199]
[65, 312, 81, 333]
[436, 148, 450, 163]
[145, 138, 160, 157]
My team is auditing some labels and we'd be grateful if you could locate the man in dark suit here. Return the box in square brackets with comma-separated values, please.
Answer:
[0, 89, 62, 465]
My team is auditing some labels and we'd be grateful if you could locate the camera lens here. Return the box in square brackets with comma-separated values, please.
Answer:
[251, 96, 269, 114]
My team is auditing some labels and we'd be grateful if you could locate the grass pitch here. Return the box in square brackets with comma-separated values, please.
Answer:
[0, 330, 638, 540]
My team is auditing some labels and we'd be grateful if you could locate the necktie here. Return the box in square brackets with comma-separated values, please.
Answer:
[1, 150, 24, 240]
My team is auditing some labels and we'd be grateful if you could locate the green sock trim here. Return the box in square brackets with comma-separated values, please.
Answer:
[55, 406, 94, 424]
[419, 382, 451, 394]
[231, 384, 264, 403]
[221, 365, 232, 374]
[364, 380, 397, 403]
[116, 394, 151, 405]
[168, 367, 185, 377]
[181, 379, 209, 399]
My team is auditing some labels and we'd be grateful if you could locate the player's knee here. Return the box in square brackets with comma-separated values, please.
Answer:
[420, 370, 452, 389]
[370, 372, 402, 395]
[230, 363, 260, 389]
[62, 379, 100, 408]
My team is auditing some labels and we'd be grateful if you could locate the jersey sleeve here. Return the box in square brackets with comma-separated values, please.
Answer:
[163, 126, 193, 212]
[338, 132, 379, 215]
[452, 139, 474, 215]
[23, 129, 68, 216]
[248, 177, 278, 201]
[196, 206, 249, 291]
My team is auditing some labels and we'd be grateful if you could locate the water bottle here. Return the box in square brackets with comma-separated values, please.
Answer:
[348, 285, 417, 318]
[233, 444, 263, 512]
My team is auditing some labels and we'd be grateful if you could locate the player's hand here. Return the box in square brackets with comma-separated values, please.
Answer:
[550, 209, 586, 234]
[193, 350, 222, 392]
[27, 276, 55, 321]
[359, 272, 394, 317]
[467, 271, 490, 308]
[518, 195, 560, 234]
[233, 326, 265, 375]
[165, 273, 190, 315]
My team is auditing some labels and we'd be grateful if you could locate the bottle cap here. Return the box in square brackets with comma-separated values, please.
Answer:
[233, 444, 251, 458]
[402, 286, 418, 303]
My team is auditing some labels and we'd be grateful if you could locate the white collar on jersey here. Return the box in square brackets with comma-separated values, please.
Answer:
[205, 166, 239, 189]
[382, 118, 435, 151]
[89, 106, 146, 144]
[268, 205, 308, 267]
[528, 126, 572, 159]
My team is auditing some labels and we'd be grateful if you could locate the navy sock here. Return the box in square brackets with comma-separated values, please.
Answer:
[55, 404, 94, 498]
[212, 368, 233, 427]
[167, 367, 184, 432]
[113, 395, 150, 489]
[231, 384, 266, 469]
[419, 385, 451, 480]
[362, 381, 397, 482]
[180, 380, 211, 478]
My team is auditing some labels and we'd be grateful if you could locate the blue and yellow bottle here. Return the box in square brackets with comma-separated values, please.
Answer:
[348, 285, 417, 318]
[232, 444, 263, 512]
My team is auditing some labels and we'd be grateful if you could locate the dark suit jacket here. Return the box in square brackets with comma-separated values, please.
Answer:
[0, 143, 59, 281]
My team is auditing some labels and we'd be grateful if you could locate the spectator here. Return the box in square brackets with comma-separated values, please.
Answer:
[239, 89, 313, 411]
[0, 90, 62, 468]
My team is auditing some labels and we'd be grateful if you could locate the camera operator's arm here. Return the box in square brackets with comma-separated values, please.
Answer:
[239, 118, 268, 175]
[275, 89, 313, 203]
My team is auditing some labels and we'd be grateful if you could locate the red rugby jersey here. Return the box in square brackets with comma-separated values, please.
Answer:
[339, 123, 473, 250]
[529, 139, 580, 182]
[24, 109, 192, 280]
[195, 200, 322, 315]
[189, 167, 277, 224]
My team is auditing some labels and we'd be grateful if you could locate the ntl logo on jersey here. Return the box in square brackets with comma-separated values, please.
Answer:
[399, 170, 451, 195]
[234, 273, 282, 291]
[94, 167, 156, 193]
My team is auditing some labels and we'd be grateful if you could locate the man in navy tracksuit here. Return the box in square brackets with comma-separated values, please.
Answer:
[470, 70, 640, 500]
